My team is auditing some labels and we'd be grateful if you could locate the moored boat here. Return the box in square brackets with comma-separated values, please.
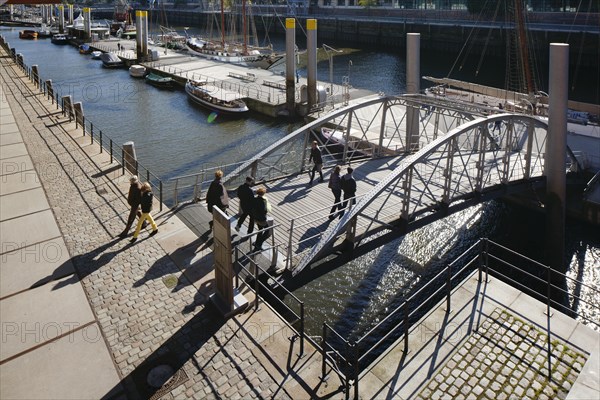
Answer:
[91, 51, 102, 59]
[79, 44, 92, 54]
[145, 73, 174, 89]
[51, 34, 69, 45]
[129, 65, 147, 78]
[100, 52, 124, 68]
[185, 36, 284, 70]
[185, 80, 249, 114]
[19, 30, 38, 40]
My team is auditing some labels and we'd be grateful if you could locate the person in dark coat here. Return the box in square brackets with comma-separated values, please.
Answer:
[252, 186, 271, 251]
[119, 175, 146, 238]
[206, 169, 229, 214]
[236, 176, 255, 233]
[131, 182, 158, 242]
[341, 167, 357, 215]
[328, 165, 343, 220]
[308, 140, 324, 184]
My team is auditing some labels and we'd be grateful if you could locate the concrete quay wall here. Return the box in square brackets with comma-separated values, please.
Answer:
[114, 10, 600, 68]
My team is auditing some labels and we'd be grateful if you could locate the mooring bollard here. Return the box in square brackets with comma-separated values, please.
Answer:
[122, 141, 137, 175]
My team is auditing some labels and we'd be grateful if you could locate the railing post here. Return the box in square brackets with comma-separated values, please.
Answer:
[251, 160, 258, 180]
[121, 148, 125, 175]
[135, 160, 139, 176]
[321, 324, 328, 379]
[146, 169, 150, 183]
[546, 265, 552, 380]
[159, 180, 163, 212]
[99, 130, 103, 153]
[110, 139, 113, 164]
[193, 175, 200, 201]
[299, 303, 305, 357]
[173, 179, 179, 208]
[478, 239, 483, 282]
[484, 238, 490, 281]
[403, 301, 409, 354]
[253, 258, 259, 311]
[286, 219, 295, 270]
[446, 264, 452, 312]
[89, 122, 92, 138]
[353, 341, 359, 400]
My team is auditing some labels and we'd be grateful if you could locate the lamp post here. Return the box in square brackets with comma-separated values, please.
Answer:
[322, 44, 342, 97]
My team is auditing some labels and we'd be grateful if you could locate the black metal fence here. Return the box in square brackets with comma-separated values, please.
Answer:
[320, 238, 600, 400]
[1, 36, 164, 211]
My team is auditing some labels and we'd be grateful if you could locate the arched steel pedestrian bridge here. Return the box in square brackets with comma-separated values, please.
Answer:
[170, 94, 579, 276]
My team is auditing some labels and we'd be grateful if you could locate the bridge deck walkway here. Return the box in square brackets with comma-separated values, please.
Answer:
[228, 154, 419, 267]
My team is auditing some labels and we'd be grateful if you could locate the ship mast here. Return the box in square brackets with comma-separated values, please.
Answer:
[514, 0, 535, 97]
[242, 0, 247, 55]
[220, 0, 225, 49]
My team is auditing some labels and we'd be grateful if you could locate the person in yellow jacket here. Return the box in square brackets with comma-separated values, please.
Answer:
[131, 182, 158, 242]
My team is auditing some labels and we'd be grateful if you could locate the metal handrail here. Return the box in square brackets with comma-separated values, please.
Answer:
[317, 238, 599, 400]
[15, 53, 164, 211]
[234, 247, 306, 356]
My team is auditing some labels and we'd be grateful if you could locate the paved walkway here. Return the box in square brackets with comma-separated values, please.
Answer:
[0, 46, 306, 399]
[1, 43, 599, 400]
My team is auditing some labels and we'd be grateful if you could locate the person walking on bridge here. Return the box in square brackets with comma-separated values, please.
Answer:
[308, 140, 324, 185]
[252, 186, 271, 252]
[236, 176, 255, 234]
[206, 170, 229, 214]
[341, 167, 357, 216]
[328, 165, 343, 220]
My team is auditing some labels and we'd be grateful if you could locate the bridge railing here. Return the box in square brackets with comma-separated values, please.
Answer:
[147, 61, 290, 104]
[233, 246, 308, 356]
[317, 238, 600, 399]
[168, 138, 370, 207]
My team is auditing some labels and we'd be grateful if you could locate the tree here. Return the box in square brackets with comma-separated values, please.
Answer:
[358, 0, 378, 7]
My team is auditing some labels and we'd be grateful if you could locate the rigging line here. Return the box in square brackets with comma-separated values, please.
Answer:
[570, 0, 593, 92]
[565, 0, 584, 43]
[521, 2, 542, 94]
[268, 0, 308, 38]
[448, 0, 491, 78]
[474, 0, 502, 77]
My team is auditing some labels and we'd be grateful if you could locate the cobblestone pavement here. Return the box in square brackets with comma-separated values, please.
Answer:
[415, 308, 588, 400]
[1, 50, 292, 399]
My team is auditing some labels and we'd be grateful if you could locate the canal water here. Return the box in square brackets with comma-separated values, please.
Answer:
[2, 27, 598, 339]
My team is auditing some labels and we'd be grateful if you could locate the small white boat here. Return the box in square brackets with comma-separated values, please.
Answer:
[185, 80, 249, 114]
[100, 53, 124, 68]
[91, 51, 102, 59]
[129, 65, 146, 78]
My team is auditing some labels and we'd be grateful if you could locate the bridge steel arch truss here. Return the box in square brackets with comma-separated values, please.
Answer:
[224, 94, 493, 189]
[211, 95, 577, 276]
[292, 114, 560, 276]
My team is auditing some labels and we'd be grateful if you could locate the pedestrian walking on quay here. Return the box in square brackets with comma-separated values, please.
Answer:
[119, 175, 146, 238]
[252, 186, 271, 252]
[328, 165, 343, 220]
[308, 140, 324, 185]
[131, 182, 158, 242]
[206, 170, 229, 214]
[341, 167, 357, 214]
[236, 176, 255, 234]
